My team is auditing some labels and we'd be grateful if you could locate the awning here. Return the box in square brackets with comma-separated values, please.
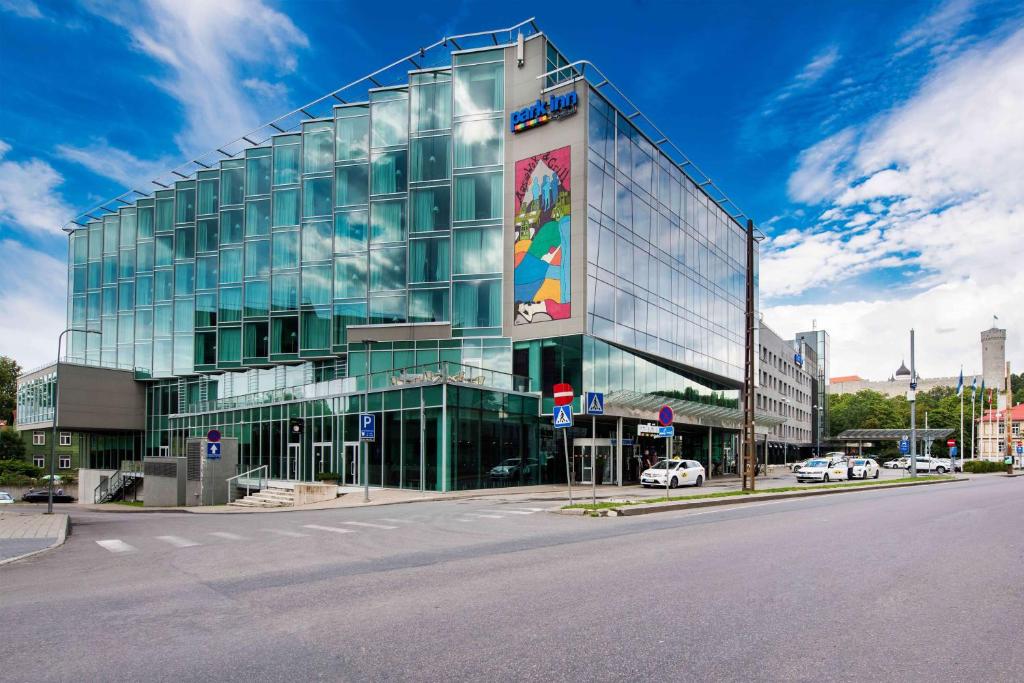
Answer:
[603, 390, 786, 431]
[835, 428, 954, 442]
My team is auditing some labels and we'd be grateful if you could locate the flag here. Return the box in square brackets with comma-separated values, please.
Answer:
[956, 368, 964, 397]
[971, 376, 977, 400]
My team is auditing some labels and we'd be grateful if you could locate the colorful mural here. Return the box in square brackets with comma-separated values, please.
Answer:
[513, 146, 571, 324]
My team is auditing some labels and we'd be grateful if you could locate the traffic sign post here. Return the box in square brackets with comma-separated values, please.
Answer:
[359, 413, 376, 440]
[585, 392, 604, 508]
[658, 405, 674, 498]
[206, 429, 221, 443]
[552, 393, 575, 505]
[899, 438, 910, 455]
[206, 442, 221, 459]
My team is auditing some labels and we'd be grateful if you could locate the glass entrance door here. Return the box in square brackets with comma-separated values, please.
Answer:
[285, 443, 300, 480]
[573, 438, 613, 484]
[344, 442, 360, 485]
[313, 442, 333, 475]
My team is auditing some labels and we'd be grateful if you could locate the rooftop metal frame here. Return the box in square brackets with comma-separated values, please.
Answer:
[835, 428, 954, 441]
[605, 390, 785, 428]
[60, 17, 759, 239]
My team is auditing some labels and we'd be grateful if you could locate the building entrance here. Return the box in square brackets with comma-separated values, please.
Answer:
[344, 442, 360, 485]
[573, 438, 613, 485]
[284, 443, 300, 480]
[313, 442, 333, 475]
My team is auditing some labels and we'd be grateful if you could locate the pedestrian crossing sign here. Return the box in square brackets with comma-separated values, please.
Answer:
[585, 392, 604, 415]
[553, 404, 573, 429]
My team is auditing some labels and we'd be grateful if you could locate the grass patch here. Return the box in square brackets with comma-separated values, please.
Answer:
[113, 500, 144, 507]
[562, 475, 953, 511]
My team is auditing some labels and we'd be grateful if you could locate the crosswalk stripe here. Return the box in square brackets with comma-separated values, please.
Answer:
[455, 518, 478, 522]
[518, 507, 545, 512]
[96, 539, 136, 553]
[377, 518, 415, 524]
[479, 509, 534, 515]
[303, 524, 354, 534]
[465, 513, 503, 519]
[343, 521, 397, 530]
[268, 529, 308, 538]
[156, 535, 200, 548]
[208, 532, 246, 541]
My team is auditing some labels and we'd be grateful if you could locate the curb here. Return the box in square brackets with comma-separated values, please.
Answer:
[0, 514, 71, 567]
[559, 477, 968, 517]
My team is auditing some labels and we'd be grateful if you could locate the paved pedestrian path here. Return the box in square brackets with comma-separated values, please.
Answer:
[0, 512, 70, 565]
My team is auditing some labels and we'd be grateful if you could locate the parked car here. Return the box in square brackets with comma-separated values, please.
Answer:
[883, 457, 909, 469]
[20, 489, 75, 504]
[0, 492, 14, 504]
[488, 458, 524, 481]
[848, 458, 880, 479]
[640, 459, 705, 488]
[795, 457, 848, 483]
[906, 456, 950, 474]
[789, 459, 811, 472]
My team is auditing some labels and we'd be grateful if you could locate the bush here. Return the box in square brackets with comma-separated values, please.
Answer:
[315, 471, 341, 482]
[963, 460, 1009, 473]
[0, 472, 35, 487]
[0, 428, 27, 460]
[0, 458, 42, 478]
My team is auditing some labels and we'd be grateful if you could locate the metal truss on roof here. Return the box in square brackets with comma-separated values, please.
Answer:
[835, 428, 954, 441]
[61, 17, 542, 232]
[605, 390, 785, 429]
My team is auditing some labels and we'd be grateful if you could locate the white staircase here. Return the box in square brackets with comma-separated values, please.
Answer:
[228, 486, 295, 508]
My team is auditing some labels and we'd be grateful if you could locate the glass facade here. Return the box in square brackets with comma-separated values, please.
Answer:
[41, 32, 760, 493]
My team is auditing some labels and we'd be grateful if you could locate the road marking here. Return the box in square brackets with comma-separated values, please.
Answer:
[208, 532, 246, 541]
[455, 518, 479, 522]
[156, 535, 200, 548]
[343, 521, 397, 530]
[302, 524, 354, 534]
[517, 507, 545, 512]
[465, 513, 503, 519]
[479, 509, 535, 515]
[377, 518, 415, 524]
[96, 539, 136, 554]
[268, 529, 308, 538]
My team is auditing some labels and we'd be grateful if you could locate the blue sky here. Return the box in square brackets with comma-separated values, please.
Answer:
[1, 0, 1022, 379]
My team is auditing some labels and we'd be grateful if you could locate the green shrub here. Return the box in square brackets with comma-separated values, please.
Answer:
[0, 458, 42, 478]
[0, 472, 35, 487]
[963, 460, 1008, 473]
[315, 471, 341, 482]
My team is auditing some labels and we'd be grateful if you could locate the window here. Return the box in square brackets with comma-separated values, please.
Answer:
[370, 150, 407, 195]
[453, 173, 502, 221]
[303, 177, 333, 217]
[335, 165, 369, 207]
[370, 200, 406, 243]
[410, 136, 450, 181]
[453, 227, 502, 274]
[452, 280, 501, 328]
[335, 110, 369, 161]
[34, 456, 45, 468]
[410, 73, 452, 132]
[59, 432, 71, 446]
[454, 60, 503, 115]
[33, 431, 45, 446]
[410, 188, 450, 233]
[334, 210, 368, 253]
[371, 96, 408, 148]
[408, 237, 449, 283]
[453, 119, 502, 168]
[59, 456, 71, 470]
[369, 246, 407, 291]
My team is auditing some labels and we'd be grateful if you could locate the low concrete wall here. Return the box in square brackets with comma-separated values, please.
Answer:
[293, 483, 338, 506]
[77, 469, 116, 503]
[3, 485, 78, 502]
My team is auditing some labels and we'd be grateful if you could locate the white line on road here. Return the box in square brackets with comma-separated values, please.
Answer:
[268, 529, 308, 538]
[156, 535, 200, 548]
[343, 521, 398, 530]
[377, 518, 416, 524]
[96, 539, 136, 554]
[302, 524, 354, 534]
[208, 532, 246, 541]
[464, 514, 503, 519]
[479, 509, 535, 515]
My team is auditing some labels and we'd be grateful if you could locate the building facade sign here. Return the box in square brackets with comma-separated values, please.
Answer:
[509, 91, 578, 133]
[513, 145, 572, 324]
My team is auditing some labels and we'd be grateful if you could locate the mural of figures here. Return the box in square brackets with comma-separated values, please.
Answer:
[513, 146, 571, 325]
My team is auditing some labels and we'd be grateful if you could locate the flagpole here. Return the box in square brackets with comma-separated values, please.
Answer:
[959, 383, 964, 473]
[970, 388, 976, 460]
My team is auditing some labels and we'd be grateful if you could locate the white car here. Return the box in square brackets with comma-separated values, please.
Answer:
[0, 492, 14, 504]
[795, 458, 848, 483]
[640, 459, 705, 488]
[883, 457, 908, 469]
[906, 456, 951, 474]
[789, 459, 811, 472]
[848, 458, 880, 479]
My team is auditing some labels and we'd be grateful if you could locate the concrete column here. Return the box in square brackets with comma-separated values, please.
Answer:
[616, 416, 623, 486]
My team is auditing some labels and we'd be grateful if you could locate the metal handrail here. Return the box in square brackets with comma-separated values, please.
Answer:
[227, 465, 268, 504]
[94, 470, 123, 504]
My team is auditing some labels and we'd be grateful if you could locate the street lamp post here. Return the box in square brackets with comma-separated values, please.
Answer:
[48, 327, 101, 515]
[813, 404, 821, 457]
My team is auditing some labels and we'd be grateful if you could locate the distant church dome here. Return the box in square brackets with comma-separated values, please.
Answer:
[895, 361, 911, 378]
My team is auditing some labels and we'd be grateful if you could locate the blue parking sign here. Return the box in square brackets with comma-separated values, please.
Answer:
[898, 438, 910, 454]
[359, 413, 376, 441]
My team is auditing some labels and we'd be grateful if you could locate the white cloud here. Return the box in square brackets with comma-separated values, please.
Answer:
[0, 0, 43, 19]
[81, 0, 309, 156]
[793, 45, 841, 87]
[0, 140, 74, 234]
[55, 140, 173, 187]
[896, 0, 976, 57]
[0, 239, 67, 370]
[241, 77, 289, 100]
[764, 25, 1024, 379]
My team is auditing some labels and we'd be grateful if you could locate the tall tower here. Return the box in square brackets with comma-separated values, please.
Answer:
[981, 326, 1006, 389]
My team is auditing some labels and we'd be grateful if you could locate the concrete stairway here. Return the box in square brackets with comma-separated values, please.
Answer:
[228, 486, 295, 508]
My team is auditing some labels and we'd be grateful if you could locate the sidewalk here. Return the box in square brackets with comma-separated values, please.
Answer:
[74, 471, 791, 514]
[0, 511, 71, 566]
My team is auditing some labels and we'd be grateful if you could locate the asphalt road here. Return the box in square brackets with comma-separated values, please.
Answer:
[1, 476, 1021, 682]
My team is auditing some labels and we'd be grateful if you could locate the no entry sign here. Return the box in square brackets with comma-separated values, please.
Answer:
[946, 439, 956, 447]
[553, 383, 574, 406]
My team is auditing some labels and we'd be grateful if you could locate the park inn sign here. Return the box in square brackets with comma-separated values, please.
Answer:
[509, 91, 578, 133]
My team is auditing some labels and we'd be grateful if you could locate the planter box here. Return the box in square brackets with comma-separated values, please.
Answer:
[293, 482, 338, 506]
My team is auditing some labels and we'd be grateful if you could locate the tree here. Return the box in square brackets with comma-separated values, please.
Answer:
[0, 427, 27, 460]
[0, 356, 20, 424]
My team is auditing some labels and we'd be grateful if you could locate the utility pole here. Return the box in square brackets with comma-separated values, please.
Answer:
[909, 329, 918, 477]
[1006, 361, 1014, 474]
[742, 219, 756, 491]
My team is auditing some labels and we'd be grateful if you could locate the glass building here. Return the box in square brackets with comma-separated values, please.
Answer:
[20, 21, 777, 494]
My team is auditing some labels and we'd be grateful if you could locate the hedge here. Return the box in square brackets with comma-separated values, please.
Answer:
[962, 460, 1009, 473]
